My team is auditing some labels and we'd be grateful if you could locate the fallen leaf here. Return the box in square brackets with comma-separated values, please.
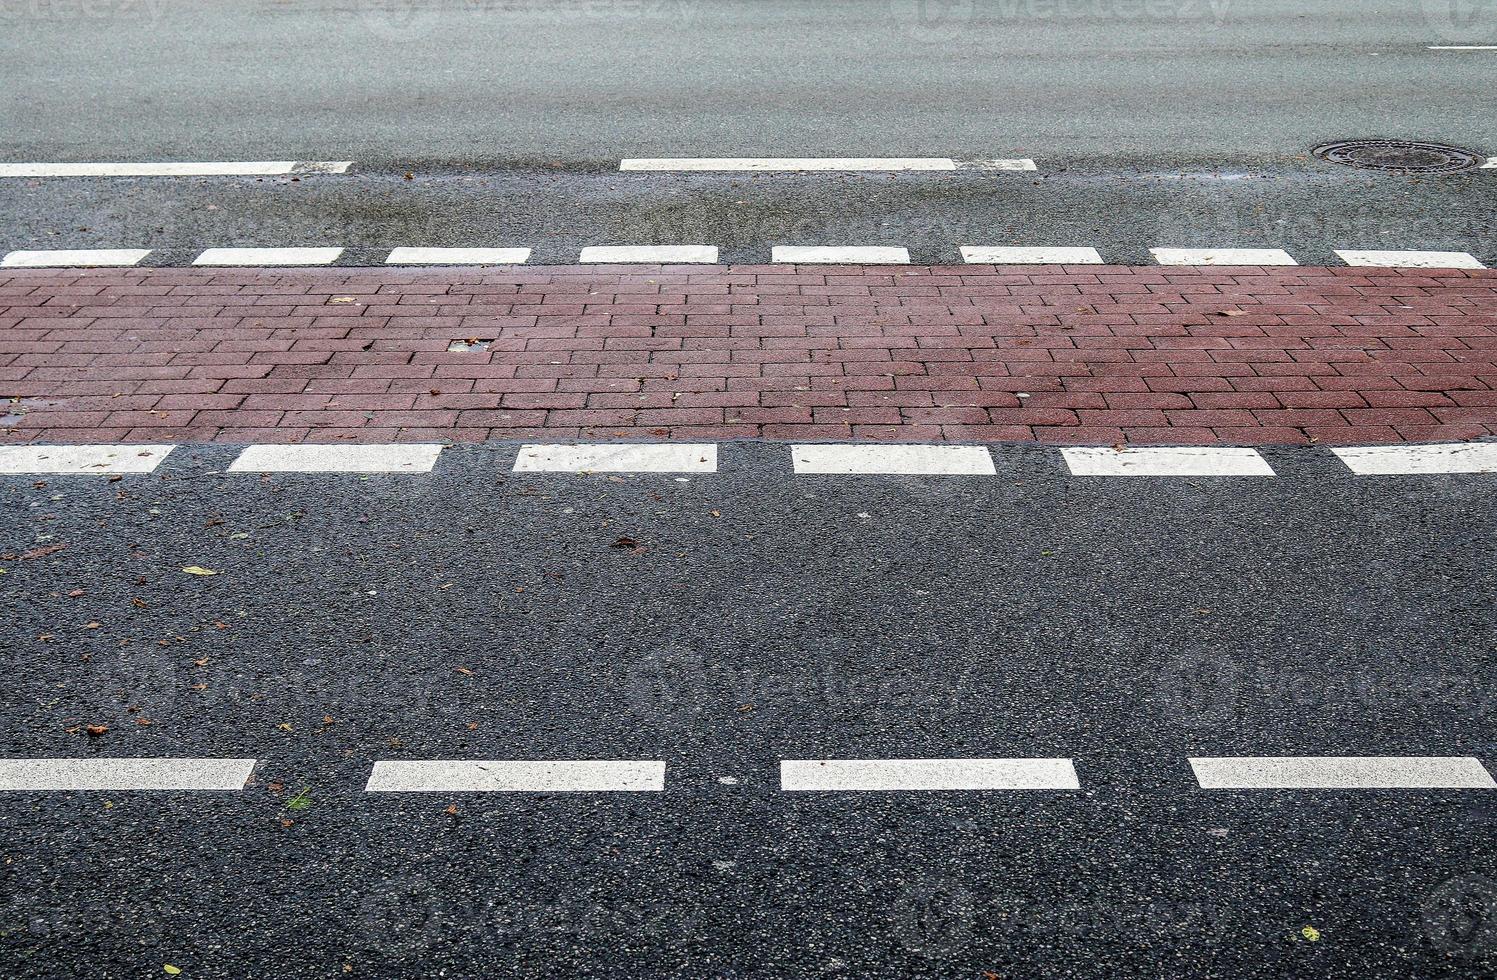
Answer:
[67, 589, 85, 597]
[163, 967, 181, 976]
[1301, 925, 1321, 942]
[135, 717, 153, 726]
[611, 535, 639, 549]
[709, 510, 720, 518]
[465, 722, 478, 731]
[85, 724, 107, 737]
[444, 804, 459, 816]
[1214, 309, 1248, 317]
[181, 566, 218, 576]
[21, 542, 66, 560]
[277, 723, 293, 732]
[454, 666, 472, 676]
[131, 598, 148, 609]
[330, 296, 357, 304]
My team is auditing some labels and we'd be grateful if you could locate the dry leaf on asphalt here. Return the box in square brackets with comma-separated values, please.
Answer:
[181, 566, 218, 576]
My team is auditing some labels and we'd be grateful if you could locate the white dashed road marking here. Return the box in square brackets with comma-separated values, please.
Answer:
[578, 245, 719, 263]
[1189, 756, 1496, 790]
[772, 246, 910, 264]
[2, 249, 151, 268]
[619, 157, 1035, 172]
[1150, 248, 1298, 266]
[366, 760, 666, 792]
[228, 444, 443, 473]
[0, 161, 351, 177]
[1427, 45, 1497, 50]
[791, 444, 996, 475]
[0, 758, 256, 791]
[1332, 443, 1497, 475]
[781, 758, 1080, 791]
[1335, 249, 1486, 269]
[1062, 447, 1275, 477]
[961, 246, 1104, 264]
[385, 247, 531, 265]
[0, 444, 174, 474]
[513, 443, 718, 473]
[194, 247, 343, 267]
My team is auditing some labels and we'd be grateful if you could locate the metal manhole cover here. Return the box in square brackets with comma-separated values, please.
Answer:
[1312, 139, 1483, 174]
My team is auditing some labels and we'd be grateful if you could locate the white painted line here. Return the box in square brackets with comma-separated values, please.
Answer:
[194, 247, 343, 267]
[772, 246, 910, 264]
[366, 760, 665, 792]
[1335, 249, 1486, 269]
[228, 444, 443, 473]
[1062, 447, 1275, 477]
[1189, 756, 1496, 790]
[1151, 247, 1298, 266]
[1486, 158, 1497, 168]
[578, 245, 719, 264]
[1332, 443, 1497, 475]
[791, 444, 995, 475]
[513, 443, 717, 473]
[0, 444, 174, 474]
[0, 758, 256, 791]
[781, 758, 1079, 791]
[2, 249, 150, 268]
[0, 161, 350, 178]
[620, 157, 1035, 172]
[386, 247, 530, 265]
[1428, 45, 1497, 50]
[960, 246, 1103, 264]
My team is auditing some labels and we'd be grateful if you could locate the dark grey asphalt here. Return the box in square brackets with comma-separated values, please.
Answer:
[0, 443, 1493, 977]
[2, 165, 1494, 266]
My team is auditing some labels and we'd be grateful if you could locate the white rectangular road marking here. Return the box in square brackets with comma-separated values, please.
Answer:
[0, 444, 174, 474]
[228, 444, 443, 473]
[0, 758, 256, 791]
[1151, 247, 1298, 266]
[1062, 447, 1275, 477]
[791, 444, 995, 475]
[1428, 45, 1497, 49]
[1332, 443, 1497, 475]
[772, 246, 910, 264]
[2, 249, 150, 268]
[578, 245, 719, 264]
[781, 758, 1079, 791]
[194, 247, 343, 267]
[0, 161, 350, 177]
[961, 246, 1104, 264]
[513, 443, 717, 473]
[367, 760, 665, 792]
[620, 157, 1036, 172]
[1335, 249, 1486, 269]
[1190, 756, 1496, 790]
[386, 247, 531, 265]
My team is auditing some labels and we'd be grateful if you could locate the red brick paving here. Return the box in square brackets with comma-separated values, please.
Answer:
[2, 264, 1495, 446]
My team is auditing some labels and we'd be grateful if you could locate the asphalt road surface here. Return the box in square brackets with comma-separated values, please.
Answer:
[0, 443, 1493, 977]
[0, 1, 1494, 263]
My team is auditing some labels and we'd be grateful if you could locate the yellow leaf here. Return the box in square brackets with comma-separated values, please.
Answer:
[1301, 925, 1321, 942]
[181, 566, 218, 576]
[163, 967, 182, 976]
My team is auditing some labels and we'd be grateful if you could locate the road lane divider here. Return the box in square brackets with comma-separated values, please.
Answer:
[791, 444, 995, 475]
[1062, 447, 1275, 477]
[1189, 756, 1496, 790]
[0, 758, 256, 791]
[1150, 247, 1297, 266]
[961, 246, 1103, 264]
[366, 760, 666, 792]
[228, 444, 443, 473]
[193, 247, 343, 267]
[771, 246, 910, 264]
[1331, 443, 1497, 475]
[579, 245, 719, 263]
[619, 157, 1035, 172]
[1, 249, 151, 268]
[1335, 249, 1486, 269]
[0, 444, 174, 474]
[513, 443, 717, 473]
[386, 247, 531, 265]
[0, 161, 351, 178]
[780, 758, 1080, 791]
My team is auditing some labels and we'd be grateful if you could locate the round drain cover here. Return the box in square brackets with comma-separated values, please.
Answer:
[1312, 139, 1483, 174]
